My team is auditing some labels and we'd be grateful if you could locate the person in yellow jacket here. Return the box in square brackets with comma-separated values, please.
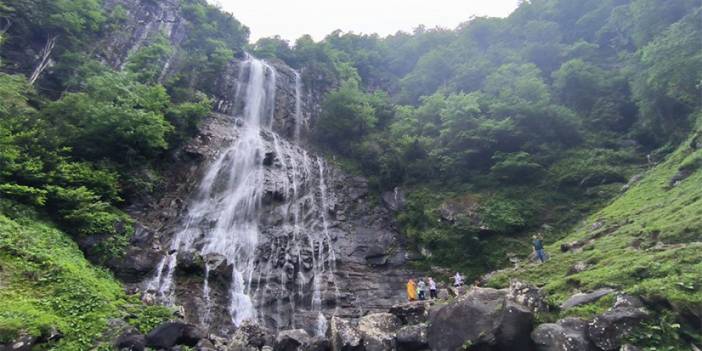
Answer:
[406, 279, 417, 301]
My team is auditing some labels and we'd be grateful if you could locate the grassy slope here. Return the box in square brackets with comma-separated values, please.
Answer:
[0, 203, 171, 350]
[487, 123, 702, 345]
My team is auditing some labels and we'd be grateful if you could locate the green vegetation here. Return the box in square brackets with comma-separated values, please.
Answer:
[487, 121, 702, 348]
[256, 0, 701, 280]
[0, 201, 172, 350]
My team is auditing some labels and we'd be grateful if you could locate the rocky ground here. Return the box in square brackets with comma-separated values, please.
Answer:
[113, 280, 655, 351]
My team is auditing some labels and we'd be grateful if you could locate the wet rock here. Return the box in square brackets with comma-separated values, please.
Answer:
[532, 317, 595, 351]
[561, 288, 615, 310]
[358, 313, 401, 351]
[396, 324, 428, 351]
[381, 187, 406, 212]
[389, 302, 428, 325]
[176, 251, 206, 275]
[230, 322, 272, 350]
[330, 317, 363, 351]
[274, 329, 311, 351]
[115, 329, 146, 351]
[364, 246, 389, 266]
[587, 307, 650, 350]
[427, 287, 533, 351]
[145, 322, 205, 349]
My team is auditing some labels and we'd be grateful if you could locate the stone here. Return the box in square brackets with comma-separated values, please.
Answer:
[358, 313, 401, 351]
[145, 322, 205, 349]
[561, 288, 615, 310]
[620, 344, 642, 351]
[495, 301, 534, 351]
[330, 317, 363, 351]
[196, 338, 217, 351]
[612, 294, 644, 310]
[531, 317, 595, 351]
[567, 261, 590, 275]
[437, 289, 450, 300]
[381, 187, 406, 211]
[3, 334, 38, 351]
[396, 324, 428, 351]
[508, 280, 548, 313]
[389, 302, 428, 325]
[274, 329, 311, 351]
[115, 329, 146, 351]
[427, 287, 533, 351]
[588, 307, 650, 350]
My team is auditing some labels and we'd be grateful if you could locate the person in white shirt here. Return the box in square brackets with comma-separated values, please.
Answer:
[428, 277, 437, 299]
[453, 272, 464, 287]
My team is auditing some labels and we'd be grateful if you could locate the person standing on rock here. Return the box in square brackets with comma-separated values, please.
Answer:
[417, 279, 427, 300]
[428, 277, 437, 299]
[406, 279, 417, 301]
[533, 234, 547, 263]
[453, 272, 464, 287]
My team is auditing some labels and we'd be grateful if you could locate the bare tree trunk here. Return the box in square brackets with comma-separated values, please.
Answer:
[29, 35, 57, 85]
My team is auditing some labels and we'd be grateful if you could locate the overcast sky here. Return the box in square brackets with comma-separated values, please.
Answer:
[211, 0, 520, 42]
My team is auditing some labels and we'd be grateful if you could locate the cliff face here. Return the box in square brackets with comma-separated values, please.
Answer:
[91, 0, 415, 337]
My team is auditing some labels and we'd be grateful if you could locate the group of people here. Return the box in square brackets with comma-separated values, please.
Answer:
[405, 235, 548, 302]
[406, 272, 465, 301]
[406, 277, 437, 301]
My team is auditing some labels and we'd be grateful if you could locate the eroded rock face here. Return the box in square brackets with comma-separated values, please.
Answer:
[145, 322, 205, 350]
[396, 324, 429, 351]
[121, 61, 416, 337]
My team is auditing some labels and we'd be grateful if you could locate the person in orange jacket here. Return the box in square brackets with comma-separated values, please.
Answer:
[406, 279, 417, 301]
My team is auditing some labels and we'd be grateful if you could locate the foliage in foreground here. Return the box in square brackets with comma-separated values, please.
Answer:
[0, 202, 172, 350]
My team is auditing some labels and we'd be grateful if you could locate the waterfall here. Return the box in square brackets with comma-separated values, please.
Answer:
[146, 55, 337, 332]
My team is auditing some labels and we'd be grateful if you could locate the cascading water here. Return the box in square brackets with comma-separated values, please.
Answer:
[146, 55, 338, 333]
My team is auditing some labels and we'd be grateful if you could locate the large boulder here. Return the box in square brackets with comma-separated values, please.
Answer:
[396, 324, 428, 351]
[274, 329, 312, 351]
[560, 288, 615, 310]
[587, 307, 649, 350]
[330, 317, 363, 351]
[115, 329, 146, 351]
[427, 287, 533, 351]
[358, 313, 401, 351]
[389, 302, 428, 325]
[145, 322, 205, 349]
[532, 317, 595, 351]
[507, 280, 548, 313]
[229, 322, 273, 350]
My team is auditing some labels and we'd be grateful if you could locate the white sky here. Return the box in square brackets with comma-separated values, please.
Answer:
[211, 0, 520, 42]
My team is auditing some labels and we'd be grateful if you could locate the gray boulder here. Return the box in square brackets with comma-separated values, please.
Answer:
[145, 322, 205, 349]
[274, 329, 311, 351]
[115, 329, 146, 351]
[588, 307, 649, 350]
[427, 287, 533, 351]
[508, 280, 548, 313]
[396, 324, 428, 351]
[358, 313, 401, 351]
[532, 317, 595, 351]
[389, 302, 428, 325]
[330, 317, 363, 351]
[561, 288, 615, 310]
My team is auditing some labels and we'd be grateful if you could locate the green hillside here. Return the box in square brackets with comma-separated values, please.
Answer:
[488, 115, 702, 347]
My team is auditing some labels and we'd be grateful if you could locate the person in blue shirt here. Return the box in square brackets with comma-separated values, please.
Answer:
[533, 234, 547, 263]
